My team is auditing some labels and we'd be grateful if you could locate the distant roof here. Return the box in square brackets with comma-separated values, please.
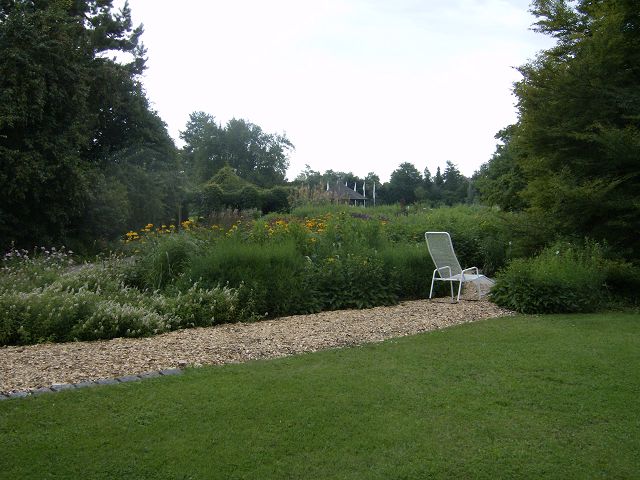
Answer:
[329, 182, 366, 200]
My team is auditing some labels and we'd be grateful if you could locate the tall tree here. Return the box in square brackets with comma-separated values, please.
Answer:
[180, 112, 224, 182]
[385, 162, 423, 204]
[180, 113, 293, 188]
[0, 0, 175, 248]
[511, 0, 640, 254]
[441, 160, 470, 205]
[474, 126, 528, 211]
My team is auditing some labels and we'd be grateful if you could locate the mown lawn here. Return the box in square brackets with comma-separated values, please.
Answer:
[1, 313, 639, 479]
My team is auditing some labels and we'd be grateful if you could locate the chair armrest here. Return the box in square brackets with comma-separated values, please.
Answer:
[434, 266, 453, 278]
[461, 267, 479, 277]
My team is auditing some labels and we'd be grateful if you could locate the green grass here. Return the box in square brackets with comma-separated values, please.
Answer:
[2, 313, 639, 479]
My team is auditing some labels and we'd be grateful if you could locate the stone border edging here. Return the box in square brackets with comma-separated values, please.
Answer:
[0, 368, 183, 401]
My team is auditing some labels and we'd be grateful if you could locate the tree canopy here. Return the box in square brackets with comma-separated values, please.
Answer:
[476, 0, 640, 256]
[180, 112, 293, 188]
[0, 0, 177, 249]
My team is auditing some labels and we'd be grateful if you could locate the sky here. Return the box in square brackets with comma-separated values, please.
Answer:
[119, 0, 554, 182]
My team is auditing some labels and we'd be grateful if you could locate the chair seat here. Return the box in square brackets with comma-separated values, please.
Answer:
[436, 273, 484, 282]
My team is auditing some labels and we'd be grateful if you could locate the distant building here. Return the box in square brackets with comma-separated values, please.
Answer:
[327, 182, 366, 206]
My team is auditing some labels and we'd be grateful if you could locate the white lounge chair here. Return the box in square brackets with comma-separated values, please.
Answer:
[424, 231, 494, 302]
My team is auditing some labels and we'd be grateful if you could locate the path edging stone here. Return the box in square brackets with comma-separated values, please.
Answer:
[0, 368, 183, 400]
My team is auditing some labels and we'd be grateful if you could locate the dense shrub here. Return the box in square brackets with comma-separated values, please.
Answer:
[310, 253, 398, 310]
[200, 182, 224, 214]
[367, 205, 516, 275]
[491, 242, 638, 313]
[129, 233, 199, 290]
[261, 186, 291, 213]
[0, 254, 250, 346]
[185, 240, 307, 318]
[380, 243, 434, 300]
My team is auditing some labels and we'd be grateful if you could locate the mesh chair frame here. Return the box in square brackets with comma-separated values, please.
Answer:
[425, 231, 484, 303]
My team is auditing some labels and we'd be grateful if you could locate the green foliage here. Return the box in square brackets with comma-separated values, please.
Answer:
[0, 254, 247, 346]
[482, 0, 640, 258]
[261, 186, 291, 213]
[441, 160, 471, 205]
[199, 182, 224, 215]
[473, 126, 528, 211]
[0, 1, 178, 250]
[311, 253, 398, 310]
[491, 242, 639, 314]
[185, 240, 307, 318]
[2, 204, 639, 346]
[385, 162, 423, 205]
[131, 233, 198, 290]
[157, 283, 246, 328]
[190, 168, 291, 216]
[180, 112, 293, 187]
[383, 205, 517, 275]
[379, 243, 434, 300]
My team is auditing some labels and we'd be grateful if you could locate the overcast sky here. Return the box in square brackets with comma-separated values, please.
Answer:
[120, 0, 553, 182]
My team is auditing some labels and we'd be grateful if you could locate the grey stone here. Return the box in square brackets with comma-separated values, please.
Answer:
[31, 387, 53, 396]
[95, 378, 119, 385]
[159, 368, 182, 376]
[51, 383, 76, 392]
[138, 371, 162, 379]
[8, 391, 29, 399]
[116, 375, 141, 383]
[74, 381, 98, 389]
[0, 393, 9, 401]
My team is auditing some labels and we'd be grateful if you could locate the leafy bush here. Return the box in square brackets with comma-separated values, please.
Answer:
[160, 283, 253, 327]
[380, 243, 434, 300]
[0, 245, 76, 293]
[261, 186, 291, 213]
[381, 205, 515, 275]
[310, 253, 398, 310]
[130, 233, 199, 290]
[491, 242, 638, 313]
[0, 249, 252, 346]
[0, 287, 99, 345]
[185, 240, 308, 318]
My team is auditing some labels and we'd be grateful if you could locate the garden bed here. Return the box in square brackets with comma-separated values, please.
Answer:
[0, 298, 512, 394]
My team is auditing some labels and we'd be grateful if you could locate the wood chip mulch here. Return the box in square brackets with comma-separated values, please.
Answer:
[0, 298, 514, 394]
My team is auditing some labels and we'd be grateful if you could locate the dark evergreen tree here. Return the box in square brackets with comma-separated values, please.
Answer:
[385, 162, 423, 204]
[0, 0, 177, 248]
[474, 126, 528, 211]
[512, 0, 640, 255]
[441, 160, 469, 205]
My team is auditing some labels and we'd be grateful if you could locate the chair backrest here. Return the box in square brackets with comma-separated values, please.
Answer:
[425, 232, 463, 276]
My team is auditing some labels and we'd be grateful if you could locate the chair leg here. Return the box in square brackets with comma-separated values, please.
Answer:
[456, 281, 463, 302]
[449, 281, 454, 302]
[429, 272, 437, 299]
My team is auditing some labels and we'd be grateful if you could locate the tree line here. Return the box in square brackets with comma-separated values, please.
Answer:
[292, 160, 474, 207]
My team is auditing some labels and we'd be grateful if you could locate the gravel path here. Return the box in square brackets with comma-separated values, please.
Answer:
[0, 299, 513, 394]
